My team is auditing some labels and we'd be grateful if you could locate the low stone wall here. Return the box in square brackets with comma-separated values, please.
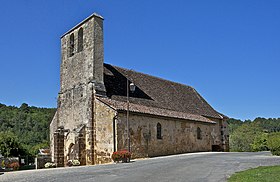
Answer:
[35, 155, 51, 169]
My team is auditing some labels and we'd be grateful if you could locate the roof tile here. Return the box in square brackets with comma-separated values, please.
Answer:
[102, 63, 225, 120]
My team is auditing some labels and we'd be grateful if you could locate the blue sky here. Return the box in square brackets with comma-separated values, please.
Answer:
[0, 0, 279, 120]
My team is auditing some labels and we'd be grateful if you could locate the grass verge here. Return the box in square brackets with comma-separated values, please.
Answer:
[228, 165, 280, 182]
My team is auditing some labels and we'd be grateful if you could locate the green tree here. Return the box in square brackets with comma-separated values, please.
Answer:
[267, 132, 280, 156]
[30, 141, 49, 156]
[20, 103, 29, 113]
[251, 132, 268, 152]
[228, 117, 280, 152]
[230, 124, 262, 152]
[0, 103, 55, 157]
[227, 118, 243, 134]
[0, 131, 26, 157]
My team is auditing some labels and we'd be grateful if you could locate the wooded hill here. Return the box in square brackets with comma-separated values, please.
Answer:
[0, 103, 55, 157]
[228, 117, 280, 153]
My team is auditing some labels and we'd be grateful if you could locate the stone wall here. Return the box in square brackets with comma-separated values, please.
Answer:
[60, 14, 105, 93]
[49, 112, 57, 162]
[116, 112, 221, 158]
[221, 120, 230, 151]
[53, 130, 64, 167]
[64, 125, 86, 166]
[35, 156, 51, 169]
[93, 99, 116, 164]
[55, 84, 93, 166]
[58, 85, 91, 131]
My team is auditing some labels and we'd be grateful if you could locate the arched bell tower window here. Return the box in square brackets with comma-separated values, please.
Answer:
[197, 127, 202, 140]
[69, 33, 74, 57]
[157, 123, 162, 139]
[78, 28, 83, 52]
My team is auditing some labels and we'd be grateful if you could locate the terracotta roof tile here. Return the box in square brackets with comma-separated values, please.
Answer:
[97, 97, 216, 124]
[103, 63, 225, 120]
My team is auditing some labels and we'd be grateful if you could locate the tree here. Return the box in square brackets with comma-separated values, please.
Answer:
[30, 141, 49, 156]
[228, 117, 280, 152]
[20, 103, 29, 113]
[0, 103, 55, 157]
[230, 124, 262, 152]
[227, 118, 243, 134]
[0, 131, 26, 157]
[268, 132, 280, 156]
[251, 132, 268, 152]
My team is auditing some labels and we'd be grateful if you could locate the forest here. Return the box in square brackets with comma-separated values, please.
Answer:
[228, 117, 280, 155]
[0, 103, 55, 158]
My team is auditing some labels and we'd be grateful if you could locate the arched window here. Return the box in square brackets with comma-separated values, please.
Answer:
[78, 28, 83, 52]
[197, 127, 202, 140]
[69, 33, 74, 57]
[157, 123, 162, 139]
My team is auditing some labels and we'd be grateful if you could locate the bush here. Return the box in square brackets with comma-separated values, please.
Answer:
[44, 162, 56, 168]
[268, 132, 280, 156]
[7, 161, 20, 170]
[111, 150, 131, 163]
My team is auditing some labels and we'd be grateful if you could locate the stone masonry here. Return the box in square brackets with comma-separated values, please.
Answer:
[50, 13, 107, 166]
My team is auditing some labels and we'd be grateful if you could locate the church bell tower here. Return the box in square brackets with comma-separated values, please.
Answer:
[60, 13, 106, 95]
[52, 13, 106, 167]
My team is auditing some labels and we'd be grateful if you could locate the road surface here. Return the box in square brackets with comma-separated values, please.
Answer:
[1, 152, 280, 182]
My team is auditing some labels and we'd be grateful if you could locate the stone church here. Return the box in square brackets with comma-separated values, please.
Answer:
[50, 13, 229, 167]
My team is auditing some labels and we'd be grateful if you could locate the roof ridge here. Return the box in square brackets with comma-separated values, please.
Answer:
[104, 63, 195, 90]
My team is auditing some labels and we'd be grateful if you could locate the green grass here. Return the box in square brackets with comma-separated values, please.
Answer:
[228, 165, 280, 182]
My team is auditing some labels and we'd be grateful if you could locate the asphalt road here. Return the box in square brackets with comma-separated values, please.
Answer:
[1, 152, 280, 182]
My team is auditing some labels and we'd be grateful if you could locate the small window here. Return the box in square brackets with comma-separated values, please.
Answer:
[197, 127, 202, 140]
[78, 28, 83, 52]
[157, 123, 162, 139]
[69, 33, 74, 57]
